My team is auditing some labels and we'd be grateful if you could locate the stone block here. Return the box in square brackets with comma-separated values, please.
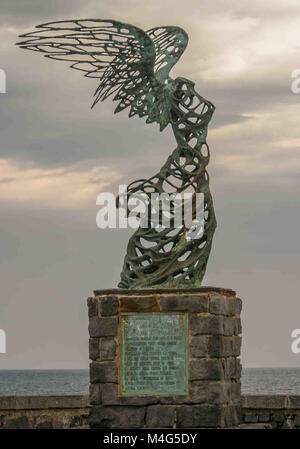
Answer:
[47, 395, 89, 409]
[89, 406, 145, 429]
[231, 381, 241, 404]
[232, 336, 242, 356]
[87, 297, 98, 317]
[89, 338, 100, 361]
[273, 413, 285, 423]
[224, 404, 241, 427]
[235, 297, 242, 316]
[119, 296, 159, 312]
[244, 414, 258, 423]
[7, 396, 46, 410]
[189, 381, 231, 404]
[89, 317, 118, 338]
[101, 296, 118, 316]
[208, 336, 233, 357]
[223, 317, 235, 336]
[243, 394, 287, 409]
[101, 383, 118, 405]
[234, 317, 242, 335]
[159, 395, 189, 405]
[70, 415, 87, 428]
[294, 415, 300, 426]
[160, 295, 208, 313]
[121, 397, 158, 406]
[100, 338, 116, 361]
[36, 420, 53, 429]
[190, 315, 223, 336]
[226, 357, 242, 381]
[3, 416, 30, 429]
[223, 358, 241, 381]
[258, 414, 270, 422]
[282, 420, 294, 429]
[190, 336, 207, 358]
[210, 295, 235, 316]
[90, 362, 118, 384]
[90, 384, 102, 405]
[289, 395, 300, 408]
[146, 406, 174, 428]
[189, 359, 224, 381]
[177, 405, 225, 428]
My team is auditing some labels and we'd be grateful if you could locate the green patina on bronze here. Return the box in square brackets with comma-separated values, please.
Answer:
[120, 313, 188, 396]
[17, 19, 217, 289]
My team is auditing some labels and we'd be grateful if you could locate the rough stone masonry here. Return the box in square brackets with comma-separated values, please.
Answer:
[87, 287, 242, 428]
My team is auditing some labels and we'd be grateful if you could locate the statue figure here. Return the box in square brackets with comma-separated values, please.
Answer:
[18, 20, 217, 289]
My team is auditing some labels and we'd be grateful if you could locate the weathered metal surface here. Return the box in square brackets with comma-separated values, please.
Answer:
[120, 313, 188, 396]
[17, 20, 217, 289]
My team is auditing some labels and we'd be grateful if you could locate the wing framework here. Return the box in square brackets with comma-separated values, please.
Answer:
[18, 20, 188, 130]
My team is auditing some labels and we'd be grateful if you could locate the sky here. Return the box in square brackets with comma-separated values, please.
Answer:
[0, 0, 300, 369]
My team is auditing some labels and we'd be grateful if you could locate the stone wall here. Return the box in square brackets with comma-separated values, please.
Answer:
[1, 394, 300, 429]
[0, 395, 89, 429]
[88, 287, 242, 429]
[242, 395, 300, 429]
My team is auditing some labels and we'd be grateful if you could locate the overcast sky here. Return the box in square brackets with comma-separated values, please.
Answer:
[0, 0, 300, 369]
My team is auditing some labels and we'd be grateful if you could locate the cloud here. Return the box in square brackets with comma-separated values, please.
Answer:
[0, 0, 86, 24]
[0, 158, 120, 207]
[0, 177, 15, 183]
[206, 101, 300, 188]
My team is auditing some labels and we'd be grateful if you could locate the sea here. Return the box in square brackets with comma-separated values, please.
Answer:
[0, 368, 299, 396]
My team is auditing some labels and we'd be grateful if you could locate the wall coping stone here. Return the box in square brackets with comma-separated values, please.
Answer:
[0, 394, 90, 411]
[242, 394, 300, 410]
[2, 394, 300, 411]
[93, 287, 236, 297]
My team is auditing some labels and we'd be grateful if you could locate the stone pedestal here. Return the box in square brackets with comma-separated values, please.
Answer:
[88, 287, 242, 429]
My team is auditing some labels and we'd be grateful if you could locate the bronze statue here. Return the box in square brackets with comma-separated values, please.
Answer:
[17, 19, 217, 289]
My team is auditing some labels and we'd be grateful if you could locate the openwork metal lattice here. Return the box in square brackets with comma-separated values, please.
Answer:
[18, 19, 217, 289]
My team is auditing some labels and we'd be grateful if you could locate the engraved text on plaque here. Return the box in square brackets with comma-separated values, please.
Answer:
[120, 313, 188, 396]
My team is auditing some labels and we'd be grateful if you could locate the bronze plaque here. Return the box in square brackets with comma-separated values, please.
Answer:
[120, 312, 188, 396]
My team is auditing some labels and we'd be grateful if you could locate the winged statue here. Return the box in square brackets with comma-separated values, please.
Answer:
[17, 19, 217, 289]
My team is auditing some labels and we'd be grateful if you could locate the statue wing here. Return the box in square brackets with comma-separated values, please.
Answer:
[18, 19, 172, 129]
[146, 26, 188, 83]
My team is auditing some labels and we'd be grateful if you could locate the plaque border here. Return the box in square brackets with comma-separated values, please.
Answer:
[119, 312, 189, 397]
